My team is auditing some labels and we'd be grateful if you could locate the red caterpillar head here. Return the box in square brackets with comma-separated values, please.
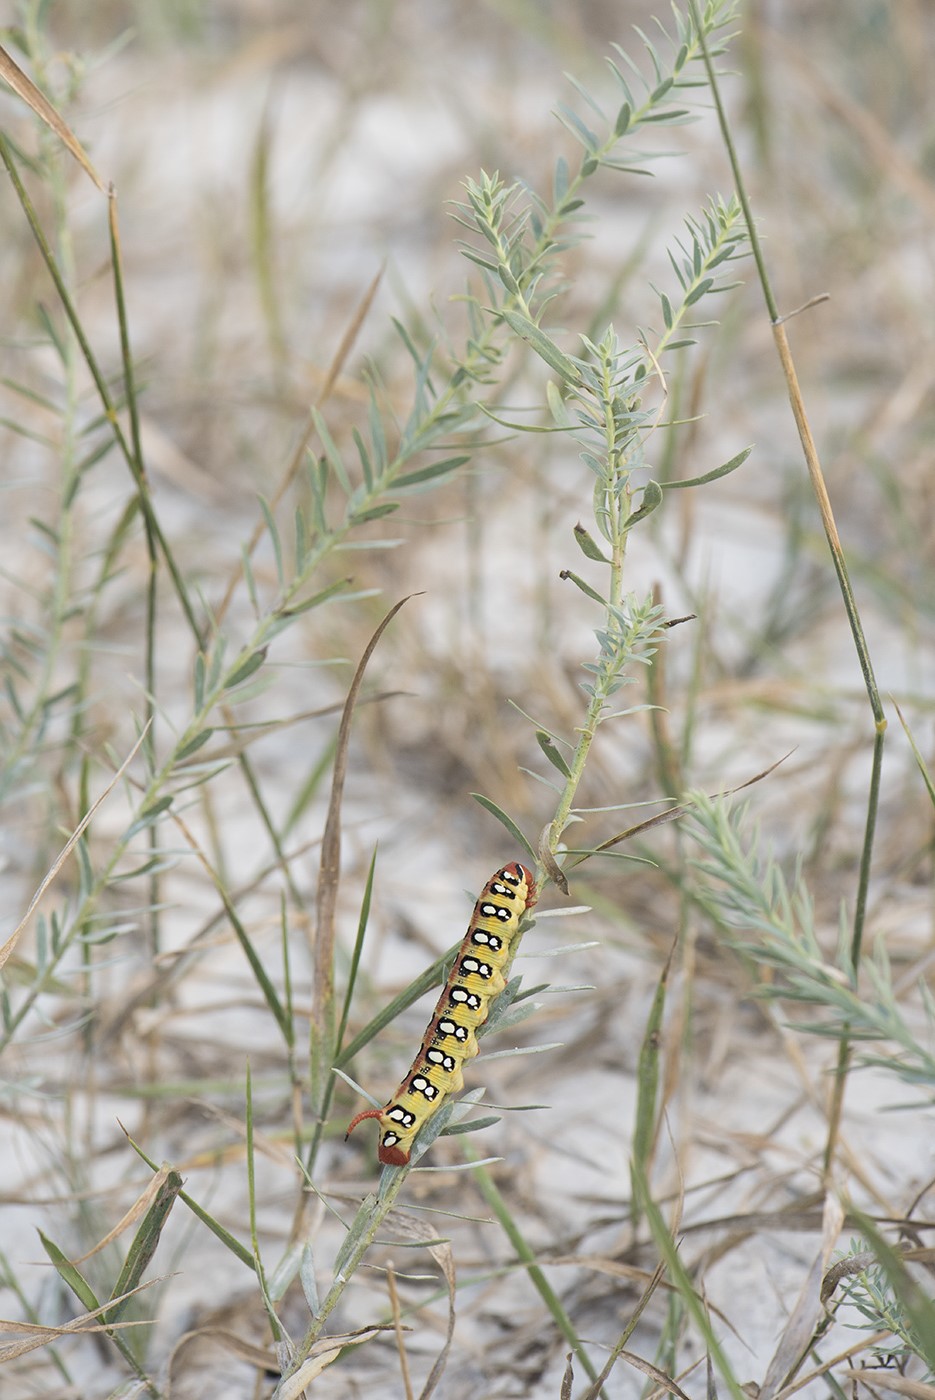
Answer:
[345, 1106, 411, 1166]
[497, 861, 538, 910]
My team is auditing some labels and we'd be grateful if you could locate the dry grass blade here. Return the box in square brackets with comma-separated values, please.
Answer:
[578, 1258, 667, 1400]
[770, 1332, 893, 1400]
[69, 1164, 177, 1265]
[416, 1229, 457, 1400]
[314, 593, 414, 978]
[386, 1263, 414, 1400]
[617, 1350, 695, 1400]
[310, 595, 416, 1106]
[166, 1325, 279, 1382]
[568, 752, 793, 867]
[758, 1194, 845, 1400]
[0, 43, 106, 191]
[0, 1281, 158, 1362]
[840, 1373, 935, 1400]
[273, 1325, 392, 1398]
[0, 723, 150, 970]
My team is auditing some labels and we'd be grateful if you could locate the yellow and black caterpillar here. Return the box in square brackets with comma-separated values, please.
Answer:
[346, 862, 537, 1166]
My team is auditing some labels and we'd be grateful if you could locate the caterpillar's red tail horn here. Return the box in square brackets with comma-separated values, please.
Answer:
[345, 1107, 384, 1141]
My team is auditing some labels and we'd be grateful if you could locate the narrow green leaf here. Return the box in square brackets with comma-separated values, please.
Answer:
[395, 454, 470, 489]
[176, 728, 214, 761]
[107, 1171, 183, 1322]
[39, 1232, 100, 1312]
[499, 310, 580, 385]
[126, 1137, 256, 1270]
[894, 701, 935, 812]
[335, 846, 378, 1056]
[470, 794, 537, 862]
[368, 395, 387, 473]
[555, 102, 599, 153]
[573, 523, 609, 562]
[684, 276, 714, 306]
[225, 647, 268, 690]
[294, 505, 308, 569]
[461, 248, 499, 273]
[391, 315, 426, 370]
[553, 155, 569, 203]
[265, 1241, 304, 1304]
[277, 577, 350, 620]
[631, 951, 672, 1221]
[614, 100, 631, 135]
[75, 837, 93, 901]
[242, 547, 260, 614]
[442, 1114, 501, 1138]
[257, 495, 284, 588]
[312, 408, 352, 494]
[353, 426, 374, 489]
[300, 1242, 320, 1317]
[497, 264, 520, 296]
[206, 636, 227, 695]
[559, 569, 605, 605]
[468, 1152, 602, 1387]
[641, 107, 690, 124]
[633, 1161, 748, 1400]
[537, 731, 572, 779]
[350, 501, 399, 524]
[624, 480, 663, 531]
[127, 794, 173, 839]
[664, 445, 752, 490]
[545, 379, 573, 427]
[333, 1193, 380, 1278]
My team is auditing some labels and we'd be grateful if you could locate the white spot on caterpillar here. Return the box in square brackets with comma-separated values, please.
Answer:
[480, 902, 512, 922]
[461, 956, 493, 979]
[472, 929, 502, 950]
[437, 1017, 466, 1039]
[387, 1106, 416, 1127]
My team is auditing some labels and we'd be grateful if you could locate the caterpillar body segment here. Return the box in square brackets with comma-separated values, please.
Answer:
[346, 862, 537, 1166]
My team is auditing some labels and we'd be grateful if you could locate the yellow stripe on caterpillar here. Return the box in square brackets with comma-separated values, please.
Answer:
[346, 861, 537, 1167]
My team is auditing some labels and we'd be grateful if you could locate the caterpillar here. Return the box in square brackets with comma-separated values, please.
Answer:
[346, 861, 538, 1167]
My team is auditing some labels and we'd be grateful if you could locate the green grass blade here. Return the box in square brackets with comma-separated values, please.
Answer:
[466, 1148, 606, 1396]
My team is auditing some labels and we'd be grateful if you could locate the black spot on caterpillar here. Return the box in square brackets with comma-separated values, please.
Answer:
[346, 862, 537, 1166]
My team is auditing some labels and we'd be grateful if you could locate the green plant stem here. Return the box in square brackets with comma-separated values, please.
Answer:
[468, 1151, 606, 1396]
[688, 0, 887, 1177]
[823, 724, 885, 1173]
[0, 132, 204, 648]
[107, 193, 163, 958]
[283, 1169, 410, 1379]
[548, 386, 629, 858]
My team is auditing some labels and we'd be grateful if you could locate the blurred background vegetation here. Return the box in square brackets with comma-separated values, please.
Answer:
[2, 2, 934, 1397]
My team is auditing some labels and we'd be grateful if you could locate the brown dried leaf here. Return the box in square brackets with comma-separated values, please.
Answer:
[0, 44, 106, 191]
